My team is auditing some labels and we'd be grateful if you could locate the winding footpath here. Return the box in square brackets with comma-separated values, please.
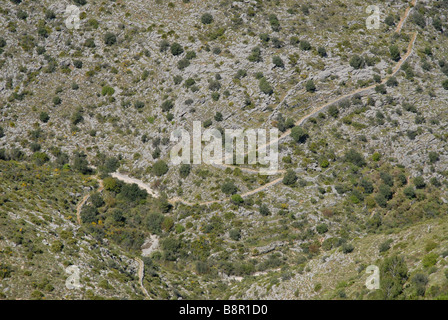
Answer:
[135, 258, 151, 299]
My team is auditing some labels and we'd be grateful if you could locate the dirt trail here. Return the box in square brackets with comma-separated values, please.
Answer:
[396, 0, 417, 33]
[214, 163, 286, 175]
[75, 194, 90, 224]
[241, 177, 284, 198]
[135, 258, 151, 299]
[111, 172, 159, 198]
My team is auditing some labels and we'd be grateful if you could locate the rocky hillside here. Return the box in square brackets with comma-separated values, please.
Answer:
[1, 0, 448, 300]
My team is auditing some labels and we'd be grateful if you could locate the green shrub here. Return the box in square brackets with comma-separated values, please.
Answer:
[379, 239, 393, 253]
[31, 290, 44, 300]
[379, 184, 393, 200]
[73, 60, 83, 69]
[248, 46, 262, 62]
[134, 100, 145, 109]
[289, 36, 299, 45]
[342, 243, 354, 254]
[32, 152, 49, 165]
[214, 112, 223, 122]
[291, 126, 308, 143]
[177, 58, 190, 70]
[318, 47, 327, 57]
[160, 40, 170, 52]
[161, 100, 174, 112]
[272, 37, 283, 48]
[185, 50, 196, 60]
[442, 79, 448, 90]
[375, 194, 388, 208]
[53, 96, 61, 105]
[173, 75, 183, 85]
[201, 13, 214, 25]
[372, 152, 381, 161]
[87, 18, 99, 29]
[0, 263, 12, 279]
[90, 192, 104, 208]
[386, 76, 398, 87]
[235, 69, 247, 79]
[413, 176, 426, 189]
[272, 56, 284, 68]
[380, 255, 408, 299]
[260, 33, 270, 43]
[316, 224, 328, 234]
[147, 212, 164, 234]
[410, 12, 426, 28]
[259, 204, 271, 216]
[385, 15, 395, 26]
[305, 79, 316, 92]
[428, 151, 439, 163]
[179, 164, 191, 178]
[360, 178, 374, 194]
[320, 159, 329, 168]
[221, 181, 238, 195]
[349, 55, 365, 69]
[152, 160, 169, 176]
[344, 149, 365, 167]
[422, 253, 438, 268]
[283, 169, 298, 186]
[380, 172, 394, 187]
[208, 80, 221, 91]
[259, 77, 273, 95]
[81, 205, 98, 224]
[328, 105, 339, 118]
[161, 237, 181, 261]
[101, 86, 115, 96]
[389, 45, 401, 62]
[229, 228, 241, 241]
[72, 152, 89, 174]
[269, 14, 280, 31]
[175, 224, 185, 234]
[230, 194, 244, 205]
[299, 40, 311, 51]
[170, 42, 184, 56]
[71, 111, 83, 125]
[104, 32, 117, 46]
[161, 217, 174, 232]
[39, 112, 50, 123]
[375, 84, 387, 94]
[119, 183, 148, 202]
[403, 186, 416, 199]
